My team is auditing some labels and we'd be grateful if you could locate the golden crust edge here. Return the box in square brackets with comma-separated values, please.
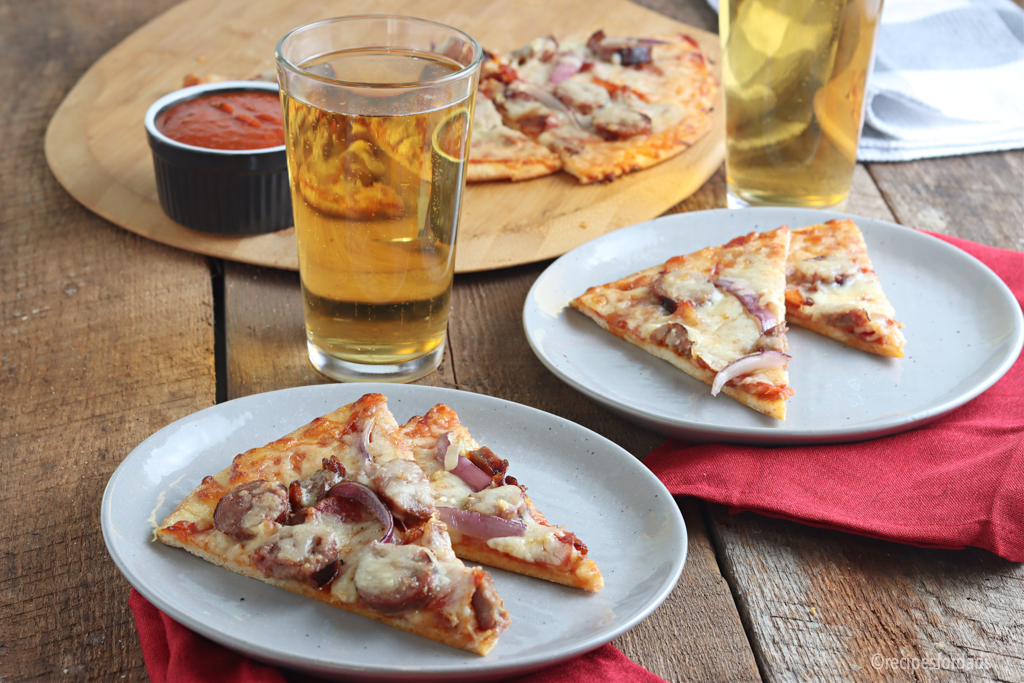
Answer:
[569, 298, 787, 420]
[452, 539, 604, 592]
[786, 314, 905, 358]
[155, 530, 503, 656]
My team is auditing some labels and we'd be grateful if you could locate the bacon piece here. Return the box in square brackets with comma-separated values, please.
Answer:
[288, 457, 346, 510]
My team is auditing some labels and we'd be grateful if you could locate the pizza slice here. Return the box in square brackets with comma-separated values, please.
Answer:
[786, 219, 906, 358]
[397, 404, 604, 592]
[570, 226, 794, 419]
[156, 393, 510, 655]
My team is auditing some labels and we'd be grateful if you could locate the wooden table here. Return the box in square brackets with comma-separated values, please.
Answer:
[2, 0, 1022, 680]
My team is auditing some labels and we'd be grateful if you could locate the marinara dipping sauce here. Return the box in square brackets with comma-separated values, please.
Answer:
[156, 91, 284, 150]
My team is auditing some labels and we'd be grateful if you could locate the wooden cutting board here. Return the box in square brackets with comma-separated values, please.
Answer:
[45, 0, 723, 273]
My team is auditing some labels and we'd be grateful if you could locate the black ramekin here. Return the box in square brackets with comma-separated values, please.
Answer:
[144, 81, 292, 235]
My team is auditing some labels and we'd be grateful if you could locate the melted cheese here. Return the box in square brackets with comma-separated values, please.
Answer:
[802, 271, 896, 319]
[487, 525, 570, 565]
[465, 486, 526, 521]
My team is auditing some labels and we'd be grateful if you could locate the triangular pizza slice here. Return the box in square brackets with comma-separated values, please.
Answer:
[785, 219, 906, 358]
[570, 226, 794, 419]
[156, 393, 510, 655]
[398, 404, 604, 592]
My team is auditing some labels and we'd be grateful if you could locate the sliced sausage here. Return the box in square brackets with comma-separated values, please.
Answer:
[253, 524, 339, 583]
[354, 542, 446, 615]
[213, 480, 289, 541]
[592, 104, 652, 140]
[472, 576, 510, 631]
[373, 458, 435, 522]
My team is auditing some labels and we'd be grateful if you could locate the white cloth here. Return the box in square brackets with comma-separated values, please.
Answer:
[707, 0, 1024, 162]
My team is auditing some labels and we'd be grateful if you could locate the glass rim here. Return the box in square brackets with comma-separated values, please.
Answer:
[274, 14, 484, 89]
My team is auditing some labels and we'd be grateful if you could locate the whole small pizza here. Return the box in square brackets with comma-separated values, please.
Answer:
[470, 30, 718, 184]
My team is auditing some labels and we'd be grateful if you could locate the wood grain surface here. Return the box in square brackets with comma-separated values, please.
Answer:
[44, 0, 725, 275]
[4, 0, 1023, 681]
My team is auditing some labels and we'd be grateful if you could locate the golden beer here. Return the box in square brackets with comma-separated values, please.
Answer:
[276, 17, 481, 382]
[720, 0, 883, 208]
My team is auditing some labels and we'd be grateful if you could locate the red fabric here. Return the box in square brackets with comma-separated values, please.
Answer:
[129, 589, 665, 683]
[646, 232, 1024, 562]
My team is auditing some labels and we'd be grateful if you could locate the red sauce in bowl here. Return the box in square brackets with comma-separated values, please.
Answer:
[156, 91, 284, 150]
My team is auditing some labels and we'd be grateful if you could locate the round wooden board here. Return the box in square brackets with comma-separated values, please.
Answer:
[44, 0, 724, 273]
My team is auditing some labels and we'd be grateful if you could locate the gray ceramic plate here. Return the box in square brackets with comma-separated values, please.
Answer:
[101, 384, 685, 682]
[524, 208, 1023, 445]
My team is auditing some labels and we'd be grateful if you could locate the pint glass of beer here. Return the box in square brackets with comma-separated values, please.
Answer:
[720, 0, 883, 208]
[276, 17, 481, 382]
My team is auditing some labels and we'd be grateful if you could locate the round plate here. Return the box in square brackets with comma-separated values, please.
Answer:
[523, 207, 1023, 445]
[101, 384, 686, 681]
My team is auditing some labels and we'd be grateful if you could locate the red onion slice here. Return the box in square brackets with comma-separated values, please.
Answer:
[513, 82, 586, 130]
[434, 432, 493, 492]
[549, 52, 584, 84]
[715, 277, 777, 332]
[327, 482, 394, 543]
[358, 416, 376, 461]
[438, 507, 527, 539]
[711, 351, 790, 396]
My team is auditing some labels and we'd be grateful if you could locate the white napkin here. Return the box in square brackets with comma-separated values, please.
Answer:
[707, 0, 1024, 162]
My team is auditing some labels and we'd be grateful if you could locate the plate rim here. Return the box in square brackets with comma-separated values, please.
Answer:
[101, 383, 687, 681]
[523, 207, 1024, 445]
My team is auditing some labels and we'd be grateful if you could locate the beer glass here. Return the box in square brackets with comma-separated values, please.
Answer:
[720, 0, 883, 208]
[276, 16, 481, 382]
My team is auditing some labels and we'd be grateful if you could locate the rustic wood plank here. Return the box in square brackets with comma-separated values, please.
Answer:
[0, 1, 207, 681]
[707, 509, 1024, 682]
[867, 151, 1024, 250]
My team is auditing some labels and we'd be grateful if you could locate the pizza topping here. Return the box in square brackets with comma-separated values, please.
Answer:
[354, 542, 450, 614]
[438, 507, 527, 539]
[591, 104, 653, 140]
[434, 432, 493, 492]
[372, 458, 436, 522]
[788, 254, 861, 288]
[554, 78, 611, 114]
[289, 457, 346, 509]
[213, 480, 289, 541]
[711, 350, 791, 396]
[358, 417, 376, 461]
[326, 482, 395, 543]
[650, 322, 692, 356]
[465, 446, 510, 483]
[486, 524, 572, 565]
[254, 523, 339, 584]
[465, 486, 527, 522]
[472, 580, 507, 630]
[586, 30, 654, 66]
[549, 49, 586, 84]
[508, 35, 560, 67]
[652, 268, 717, 312]
[715, 277, 778, 332]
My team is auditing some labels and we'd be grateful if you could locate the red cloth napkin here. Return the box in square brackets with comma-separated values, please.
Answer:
[647, 232, 1024, 562]
[129, 589, 665, 683]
